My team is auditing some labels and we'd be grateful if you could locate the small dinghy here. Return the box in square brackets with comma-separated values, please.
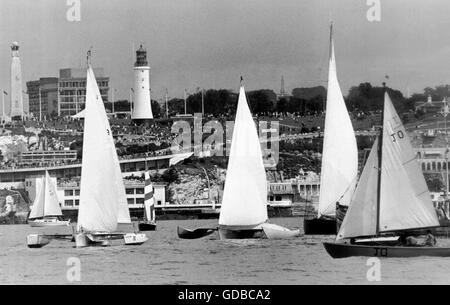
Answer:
[27, 234, 51, 248]
[323, 90, 450, 258]
[28, 171, 70, 227]
[138, 222, 156, 231]
[177, 226, 217, 239]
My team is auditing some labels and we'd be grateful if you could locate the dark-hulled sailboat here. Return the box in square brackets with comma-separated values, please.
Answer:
[324, 90, 450, 258]
[304, 24, 358, 235]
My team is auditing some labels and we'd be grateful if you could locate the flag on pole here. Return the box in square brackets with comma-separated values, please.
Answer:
[3, 91, 7, 96]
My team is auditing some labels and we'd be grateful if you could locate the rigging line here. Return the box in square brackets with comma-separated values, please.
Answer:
[325, 173, 359, 212]
[402, 157, 418, 166]
[416, 190, 429, 197]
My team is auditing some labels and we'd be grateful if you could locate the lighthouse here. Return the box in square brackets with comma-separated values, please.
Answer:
[132, 45, 153, 120]
[10, 42, 24, 120]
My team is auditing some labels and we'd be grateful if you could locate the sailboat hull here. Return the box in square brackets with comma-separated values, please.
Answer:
[218, 228, 266, 240]
[177, 226, 217, 239]
[323, 242, 450, 258]
[29, 218, 70, 227]
[304, 218, 336, 235]
[27, 234, 51, 248]
[138, 222, 157, 231]
[75, 233, 111, 248]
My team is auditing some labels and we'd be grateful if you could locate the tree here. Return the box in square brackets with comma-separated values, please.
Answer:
[346, 83, 407, 113]
[168, 98, 185, 115]
[276, 98, 288, 113]
[161, 167, 179, 183]
[424, 173, 444, 192]
[151, 100, 161, 118]
[247, 90, 276, 114]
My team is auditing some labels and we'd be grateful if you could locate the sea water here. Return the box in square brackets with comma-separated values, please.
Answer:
[1, 217, 450, 284]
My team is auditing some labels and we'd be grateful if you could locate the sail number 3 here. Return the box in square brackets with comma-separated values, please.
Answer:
[390, 130, 404, 142]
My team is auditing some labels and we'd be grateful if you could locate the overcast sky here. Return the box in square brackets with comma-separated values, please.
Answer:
[1, 0, 450, 102]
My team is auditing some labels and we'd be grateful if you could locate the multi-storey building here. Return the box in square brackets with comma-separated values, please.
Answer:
[26, 68, 109, 117]
[26, 78, 59, 118]
[58, 68, 109, 116]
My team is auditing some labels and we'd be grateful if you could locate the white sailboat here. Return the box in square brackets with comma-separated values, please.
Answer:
[178, 78, 300, 239]
[28, 171, 70, 227]
[323, 91, 450, 258]
[138, 171, 157, 231]
[304, 24, 358, 235]
[27, 52, 148, 248]
[219, 80, 299, 239]
[75, 56, 147, 247]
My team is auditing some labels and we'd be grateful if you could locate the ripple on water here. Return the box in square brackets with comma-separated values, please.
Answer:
[3, 219, 450, 284]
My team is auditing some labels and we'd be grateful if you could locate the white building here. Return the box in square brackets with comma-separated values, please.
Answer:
[132, 45, 153, 119]
[24, 176, 167, 211]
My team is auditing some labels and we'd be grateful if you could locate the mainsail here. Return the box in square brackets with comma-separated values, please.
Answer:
[29, 171, 63, 219]
[318, 26, 358, 218]
[379, 93, 439, 232]
[218, 83, 268, 228]
[337, 92, 439, 239]
[77, 65, 131, 232]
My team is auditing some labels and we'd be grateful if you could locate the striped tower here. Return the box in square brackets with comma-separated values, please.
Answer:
[144, 171, 155, 223]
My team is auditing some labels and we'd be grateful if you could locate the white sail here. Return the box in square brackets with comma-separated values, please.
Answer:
[29, 177, 45, 219]
[379, 93, 439, 232]
[318, 30, 358, 217]
[29, 171, 62, 219]
[144, 171, 155, 222]
[337, 139, 379, 240]
[43, 171, 63, 217]
[77, 65, 131, 232]
[218, 84, 268, 228]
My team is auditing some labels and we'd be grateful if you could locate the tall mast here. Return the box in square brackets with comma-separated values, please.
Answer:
[376, 82, 386, 235]
[329, 22, 333, 60]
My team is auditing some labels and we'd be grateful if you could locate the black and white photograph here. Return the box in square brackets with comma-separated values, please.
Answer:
[1, 0, 450, 289]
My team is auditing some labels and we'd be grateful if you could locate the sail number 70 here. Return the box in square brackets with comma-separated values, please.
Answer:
[390, 130, 404, 142]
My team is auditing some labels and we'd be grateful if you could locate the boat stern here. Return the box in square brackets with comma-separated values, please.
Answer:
[27, 234, 50, 248]
[124, 233, 148, 245]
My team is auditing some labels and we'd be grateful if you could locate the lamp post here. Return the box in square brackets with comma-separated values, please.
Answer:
[184, 89, 187, 115]
[441, 98, 449, 206]
[165, 88, 169, 118]
[39, 87, 42, 121]
[2, 90, 7, 124]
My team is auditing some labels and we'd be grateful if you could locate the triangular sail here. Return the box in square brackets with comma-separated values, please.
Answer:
[29, 171, 62, 219]
[379, 93, 439, 232]
[43, 171, 63, 217]
[144, 171, 155, 223]
[29, 176, 45, 219]
[77, 65, 131, 232]
[218, 84, 268, 228]
[337, 139, 379, 240]
[318, 28, 358, 217]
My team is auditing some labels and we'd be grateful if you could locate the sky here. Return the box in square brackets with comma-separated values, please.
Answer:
[1, 0, 450, 103]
